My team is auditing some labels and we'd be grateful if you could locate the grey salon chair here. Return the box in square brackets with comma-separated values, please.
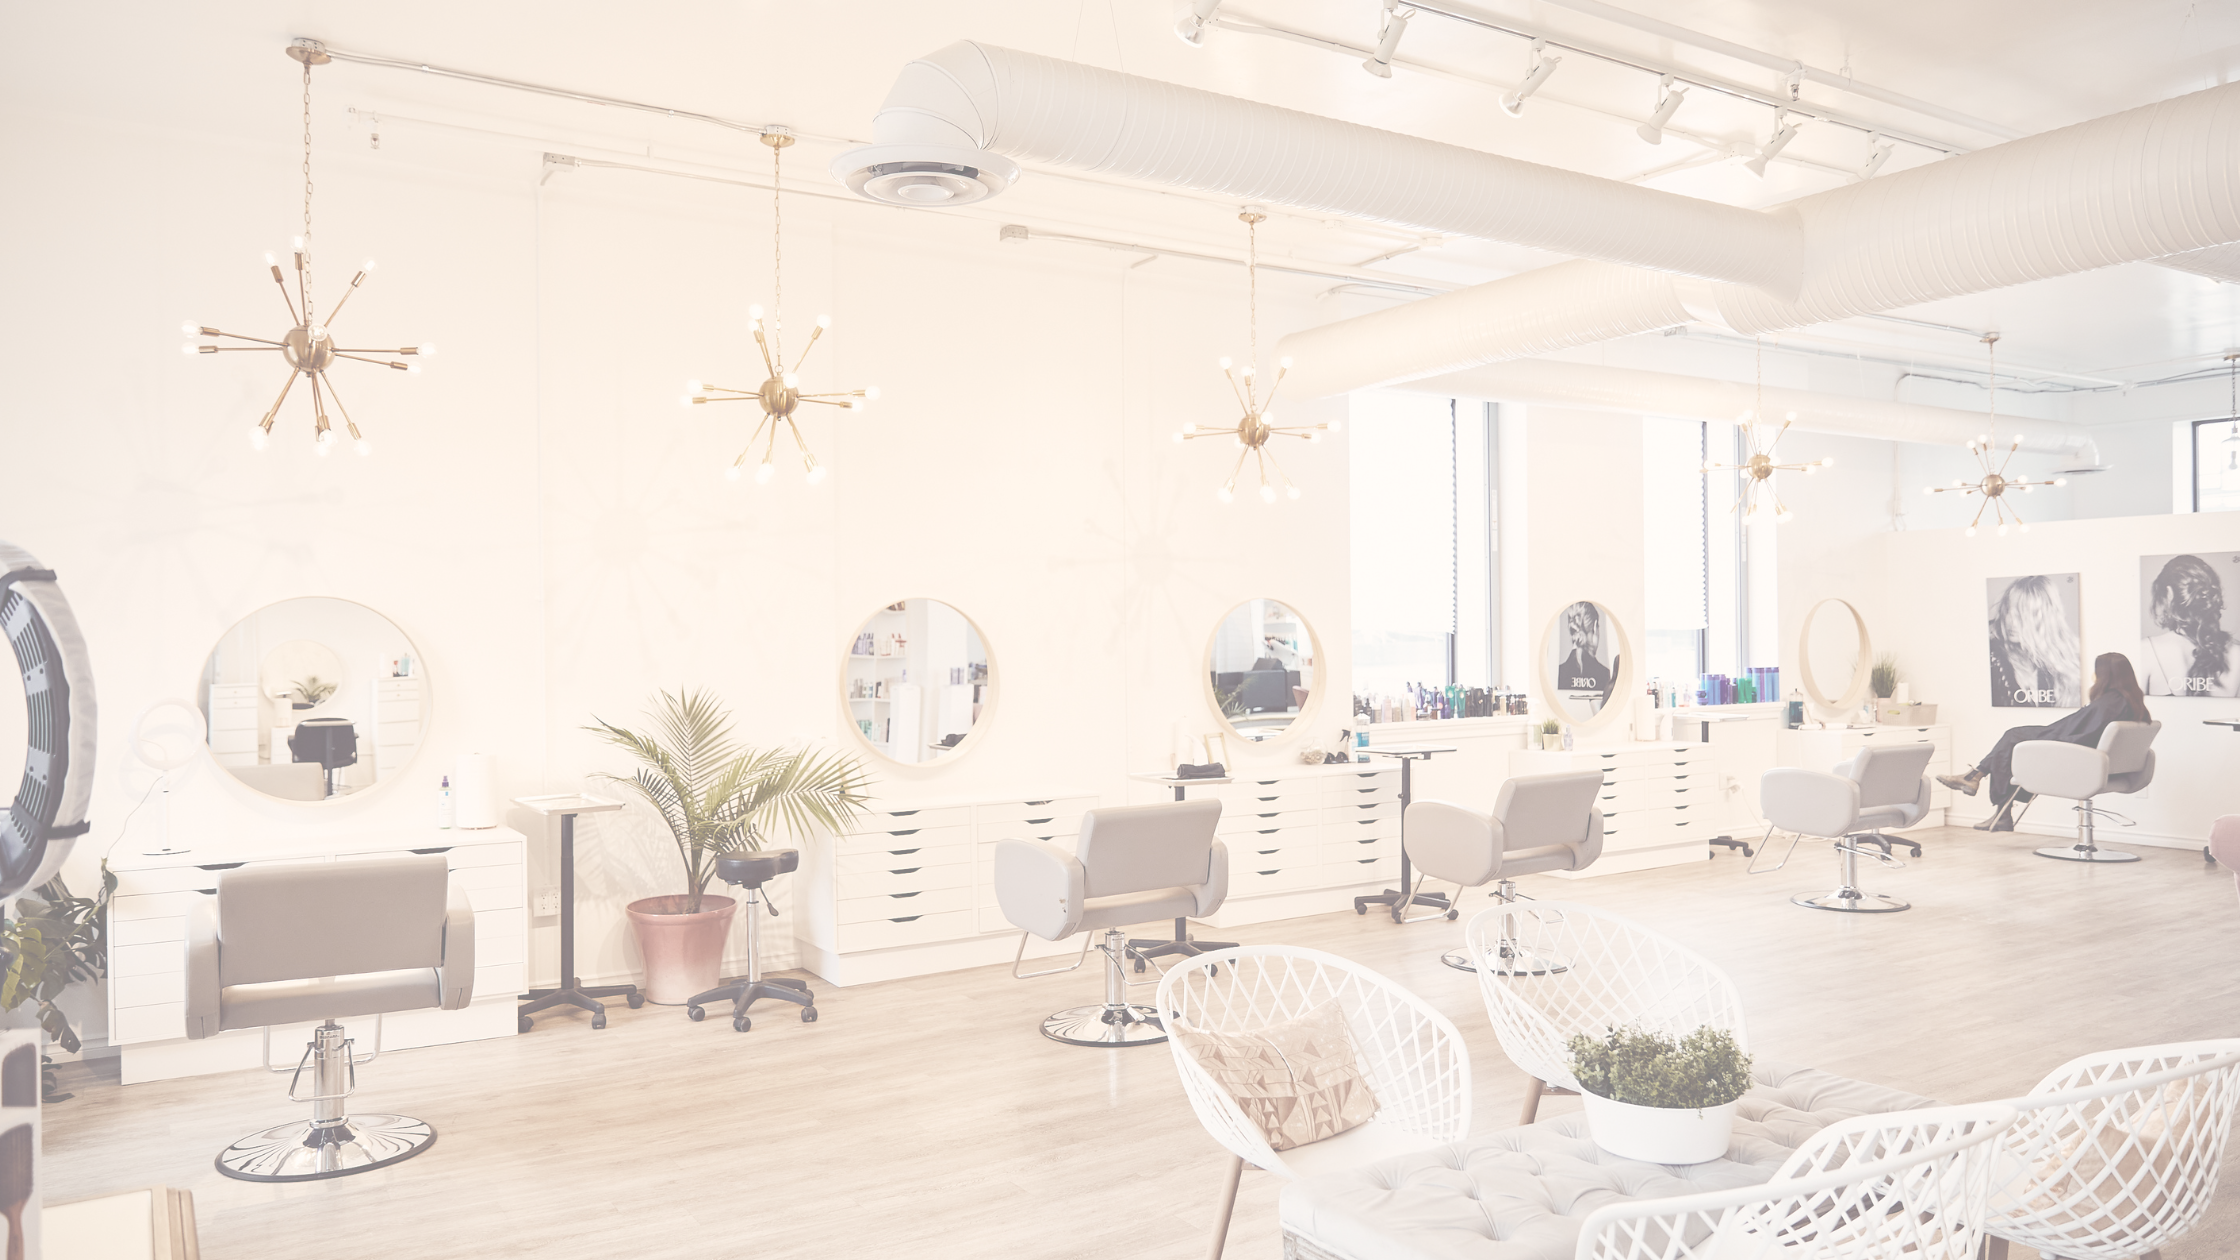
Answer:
[2012, 720, 2161, 864]
[1756, 765, 1911, 913]
[1404, 770, 1604, 973]
[994, 798, 1225, 1048]
[186, 853, 474, 1182]
[1837, 743, 1936, 858]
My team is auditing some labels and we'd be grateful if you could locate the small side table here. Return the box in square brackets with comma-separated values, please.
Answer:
[1127, 773, 1240, 964]
[514, 794, 642, 1031]
[1353, 744, 1457, 924]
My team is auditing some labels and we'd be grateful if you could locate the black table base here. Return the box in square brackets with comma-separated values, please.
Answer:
[519, 812, 642, 1031]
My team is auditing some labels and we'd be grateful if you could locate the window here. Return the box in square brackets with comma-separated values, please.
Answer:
[1643, 417, 1773, 700]
[2196, 417, 2240, 512]
[1350, 394, 1498, 697]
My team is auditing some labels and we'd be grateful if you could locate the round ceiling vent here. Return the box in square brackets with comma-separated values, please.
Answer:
[831, 144, 1020, 208]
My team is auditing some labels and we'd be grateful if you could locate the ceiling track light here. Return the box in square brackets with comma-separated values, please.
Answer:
[1362, 1, 1414, 78]
[1636, 75, 1686, 145]
[1700, 335, 1832, 524]
[1857, 134, 1894, 181]
[1174, 0, 1225, 46]
[1923, 333, 2066, 536]
[186, 39, 426, 457]
[1176, 209, 1331, 504]
[1742, 109, 1801, 177]
[684, 130, 876, 487]
[1500, 39, 1562, 116]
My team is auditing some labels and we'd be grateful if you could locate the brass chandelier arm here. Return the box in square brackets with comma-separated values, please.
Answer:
[269, 265, 302, 326]
[1222, 366, 1252, 414]
[209, 330, 289, 347]
[316, 370, 364, 440]
[791, 324, 825, 373]
[322, 273, 366, 329]
[202, 346, 284, 353]
[332, 353, 408, 370]
[796, 396, 857, 408]
[750, 325, 777, 377]
[257, 370, 300, 430]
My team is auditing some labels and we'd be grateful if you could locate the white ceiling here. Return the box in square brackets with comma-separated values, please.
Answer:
[7, 0, 2240, 404]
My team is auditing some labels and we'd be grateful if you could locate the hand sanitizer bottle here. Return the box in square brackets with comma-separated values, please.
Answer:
[437, 775, 455, 829]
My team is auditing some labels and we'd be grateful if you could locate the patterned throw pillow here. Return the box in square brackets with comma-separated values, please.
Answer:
[1174, 1001, 1380, 1151]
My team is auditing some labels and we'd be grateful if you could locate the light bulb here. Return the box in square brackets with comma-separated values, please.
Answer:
[1307, 431, 1320, 444]
[754, 462, 775, 485]
[806, 464, 828, 485]
[1804, 464, 1817, 475]
[749, 304, 765, 321]
[816, 314, 832, 329]
[1785, 410, 1798, 422]
[1953, 480, 1966, 488]
[2023, 484, 2034, 494]
[1327, 419, 1341, 433]
[408, 362, 422, 375]
[180, 320, 199, 336]
[1241, 365, 1255, 378]
[180, 342, 197, 356]
[292, 235, 305, 249]
[249, 427, 268, 451]
[354, 438, 372, 457]
[1996, 523, 2009, 537]
[308, 325, 327, 342]
[1977, 434, 1988, 445]
[315, 439, 332, 457]
[2054, 477, 2068, 487]
[1286, 485, 1301, 500]
[864, 386, 880, 401]
[418, 342, 437, 357]
[263, 251, 277, 266]
[850, 398, 865, 411]
[1260, 483, 1277, 503]
[783, 372, 798, 388]
[1965, 526, 1977, 537]
[1739, 409, 1755, 423]
[1820, 457, 1835, 468]
[725, 465, 742, 482]
[1182, 422, 1198, 435]
[1263, 410, 1277, 425]
[1776, 507, 1794, 523]
[1218, 356, 1232, 370]
[362, 258, 377, 272]
[2019, 523, 2030, 533]
[1279, 356, 1294, 369]
[686, 380, 702, 394]
[1923, 486, 1936, 495]
[1172, 432, 1184, 444]
[1217, 484, 1235, 504]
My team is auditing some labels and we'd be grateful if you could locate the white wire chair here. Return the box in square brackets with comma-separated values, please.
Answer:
[1981, 1039, 2240, 1260]
[1156, 945, 1472, 1260]
[1576, 1103, 2016, 1260]
[1466, 901, 1748, 1125]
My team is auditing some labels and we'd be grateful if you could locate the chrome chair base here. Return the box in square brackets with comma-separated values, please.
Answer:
[216, 1113, 436, 1182]
[2035, 844, 2141, 863]
[1041, 1003, 1166, 1047]
[1442, 945, 1570, 975]
[1794, 889, 1909, 913]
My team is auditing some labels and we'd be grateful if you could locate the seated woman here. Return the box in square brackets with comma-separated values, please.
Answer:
[1937, 652, 2151, 831]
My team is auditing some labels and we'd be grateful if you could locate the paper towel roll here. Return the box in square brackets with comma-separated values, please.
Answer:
[453, 752, 499, 829]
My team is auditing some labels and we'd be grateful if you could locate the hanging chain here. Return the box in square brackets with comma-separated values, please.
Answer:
[772, 136, 783, 369]
[1248, 214, 1258, 378]
[1984, 332, 1998, 441]
[301, 56, 316, 331]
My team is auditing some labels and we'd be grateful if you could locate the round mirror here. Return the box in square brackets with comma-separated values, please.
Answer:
[1206, 599, 1319, 743]
[1536, 599, 1634, 733]
[1798, 597, 1874, 719]
[198, 597, 428, 802]
[843, 599, 993, 764]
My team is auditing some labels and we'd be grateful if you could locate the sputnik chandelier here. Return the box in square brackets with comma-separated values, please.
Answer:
[1924, 333, 2065, 536]
[1175, 209, 1332, 503]
[684, 129, 876, 485]
[183, 40, 429, 456]
[1701, 335, 1832, 523]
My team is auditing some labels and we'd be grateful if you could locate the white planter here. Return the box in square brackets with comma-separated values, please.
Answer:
[1580, 1091, 1738, 1164]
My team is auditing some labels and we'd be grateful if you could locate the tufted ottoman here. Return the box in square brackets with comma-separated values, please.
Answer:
[1279, 1062, 1938, 1260]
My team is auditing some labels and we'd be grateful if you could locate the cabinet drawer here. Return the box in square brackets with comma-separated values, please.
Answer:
[837, 843, 973, 874]
[113, 916, 185, 947]
[449, 863, 521, 891]
[836, 884, 974, 925]
[474, 962, 525, 998]
[837, 864, 974, 899]
[1212, 784, 1321, 811]
[1228, 865, 1316, 897]
[834, 909, 979, 952]
[112, 889, 212, 921]
[1322, 816, 1397, 843]
[463, 881, 526, 913]
[838, 823, 972, 854]
[1322, 770, 1397, 789]
[981, 812, 1090, 842]
[1217, 807, 1319, 835]
[473, 908, 525, 948]
[209, 693, 259, 712]
[113, 1003, 186, 1045]
[976, 796, 1099, 826]
[444, 843, 522, 869]
[843, 805, 973, 835]
[376, 699, 421, 723]
[1328, 800, 1396, 822]
[114, 941, 185, 976]
[1323, 781, 1398, 806]
[1323, 855, 1398, 885]
[474, 922, 525, 966]
[113, 867, 229, 896]
[111, 971, 182, 1009]
[1321, 832, 1397, 861]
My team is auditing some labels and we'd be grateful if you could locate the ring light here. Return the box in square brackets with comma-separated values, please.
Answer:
[1, 543, 97, 897]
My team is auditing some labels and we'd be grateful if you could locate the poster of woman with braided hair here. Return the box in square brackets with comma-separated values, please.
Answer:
[1986, 574, 2083, 708]
[2139, 553, 2240, 698]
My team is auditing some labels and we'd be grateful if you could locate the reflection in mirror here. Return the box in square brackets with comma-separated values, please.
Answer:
[1543, 600, 1623, 725]
[199, 597, 427, 801]
[1208, 599, 1316, 741]
[845, 599, 991, 764]
[0, 650, 23, 815]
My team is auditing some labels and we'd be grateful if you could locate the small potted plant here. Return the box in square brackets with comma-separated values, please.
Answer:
[588, 690, 870, 1005]
[1567, 1025, 1753, 1164]
[1539, 718, 1564, 750]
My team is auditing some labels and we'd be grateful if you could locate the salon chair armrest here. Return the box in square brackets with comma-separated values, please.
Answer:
[994, 840, 1086, 942]
[2012, 740, 2108, 798]
[184, 895, 221, 1040]
[436, 881, 476, 1011]
[1404, 801, 1500, 886]
[1575, 809, 1605, 870]
[1192, 838, 1229, 918]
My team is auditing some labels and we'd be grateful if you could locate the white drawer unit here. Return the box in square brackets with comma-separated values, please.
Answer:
[106, 827, 527, 1084]
[1777, 724, 1956, 818]
[1509, 744, 1720, 876]
[370, 674, 423, 780]
[206, 683, 260, 767]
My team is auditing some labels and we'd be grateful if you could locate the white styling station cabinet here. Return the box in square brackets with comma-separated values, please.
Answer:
[106, 827, 526, 1084]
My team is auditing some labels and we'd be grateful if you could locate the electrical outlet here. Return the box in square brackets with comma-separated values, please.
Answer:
[533, 888, 561, 917]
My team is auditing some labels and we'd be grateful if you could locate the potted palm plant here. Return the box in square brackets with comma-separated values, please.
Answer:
[1567, 1025, 1753, 1165]
[587, 690, 870, 1005]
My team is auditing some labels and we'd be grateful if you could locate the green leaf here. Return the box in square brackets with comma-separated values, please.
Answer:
[1565, 1025, 1753, 1110]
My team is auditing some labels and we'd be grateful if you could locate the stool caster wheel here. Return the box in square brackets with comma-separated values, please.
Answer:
[687, 1005, 706, 1022]
[733, 1015, 751, 1033]
[1446, 909, 1459, 921]
[1355, 904, 1367, 916]
[802, 1006, 818, 1023]
[1203, 963, 1220, 978]
[591, 1013, 607, 1030]
[626, 992, 645, 1009]
[518, 1014, 533, 1034]
[1133, 957, 1146, 973]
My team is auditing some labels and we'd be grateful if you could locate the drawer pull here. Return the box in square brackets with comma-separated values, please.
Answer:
[1025, 817, 1054, 825]
[1024, 799, 1054, 806]
[886, 828, 923, 836]
[410, 846, 454, 855]
[1355, 819, 1375, 827]
[196, 888, 216, 896]
[196, 862, 247, 870]
[1257, 849, 1279, 856]
[887, 892, 921, 900]
[885, 848, 921, 856]
[889, 810, 920, 816]
[1258, 828, 1280, 835]
[886, 867, 921, 875]
[888, 915, 922, 923]
[1257, 869, 1281, 876]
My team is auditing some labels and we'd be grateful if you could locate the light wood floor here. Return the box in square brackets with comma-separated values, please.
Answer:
[47, 827, 2240, 1259]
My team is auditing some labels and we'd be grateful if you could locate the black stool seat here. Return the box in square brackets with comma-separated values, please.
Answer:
[715, 848, 798, 889]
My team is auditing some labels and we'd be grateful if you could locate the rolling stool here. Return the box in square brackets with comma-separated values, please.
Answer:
[684, 848, 816, 1033]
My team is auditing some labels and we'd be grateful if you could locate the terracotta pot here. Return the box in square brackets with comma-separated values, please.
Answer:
[624, 894, 737, 1005]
